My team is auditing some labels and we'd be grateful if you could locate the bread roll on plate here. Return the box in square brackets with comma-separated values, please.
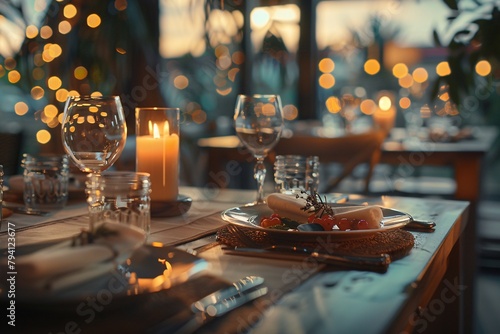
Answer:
[266, 193, 382, 229]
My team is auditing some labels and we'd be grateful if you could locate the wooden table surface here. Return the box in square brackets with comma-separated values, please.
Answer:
[1, 187, 471, 333]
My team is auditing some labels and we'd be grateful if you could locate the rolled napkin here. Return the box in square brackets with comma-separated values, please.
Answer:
[13, 222, 146, 292]
[266, 193, 382, 229]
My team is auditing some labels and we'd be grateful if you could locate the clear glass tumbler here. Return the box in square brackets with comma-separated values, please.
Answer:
[22, 154, 70, 210]
[86, 171, 152, 235]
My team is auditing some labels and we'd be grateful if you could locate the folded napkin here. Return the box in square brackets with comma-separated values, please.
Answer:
[266, 193, 382, 229]
[13, 222, 146, 293]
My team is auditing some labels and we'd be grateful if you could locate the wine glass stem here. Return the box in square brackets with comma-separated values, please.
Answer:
[254, 157, 266, 204]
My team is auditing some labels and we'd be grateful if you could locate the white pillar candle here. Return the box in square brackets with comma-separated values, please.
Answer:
[136, 120, 179, 202]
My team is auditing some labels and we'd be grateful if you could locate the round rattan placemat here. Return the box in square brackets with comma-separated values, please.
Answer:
[217, 226, 414, 261]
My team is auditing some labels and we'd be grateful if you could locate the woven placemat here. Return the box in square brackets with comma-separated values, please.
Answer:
[217, 226, 415, 261]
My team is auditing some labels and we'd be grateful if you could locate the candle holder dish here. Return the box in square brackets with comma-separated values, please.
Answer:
[151, 194, 192, 217]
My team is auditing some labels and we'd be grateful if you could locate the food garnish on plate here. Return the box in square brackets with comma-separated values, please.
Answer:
[264, 192, 383, 231]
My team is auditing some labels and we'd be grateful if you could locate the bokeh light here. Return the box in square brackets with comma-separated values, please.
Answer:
[392, 63, 408, 79]
[47, 76, 62, 90]
[174, 75, 189, 89]
[318, 58, 335, 73]
[412, 67, 428, 83]
[64, 4, 77, 19]
[476, 60, 491, 77]
[326, 96, 342, 113]
[58, 21, 72, 34]
[319, 73, 335, 89]
[36, 130, 51, 144]
[87, 14, 102, 28]
[436, 61, 451, 76]
[74, 66, 88, 80]
[364, 59, 380, 75]
[14, 102, 29, 116]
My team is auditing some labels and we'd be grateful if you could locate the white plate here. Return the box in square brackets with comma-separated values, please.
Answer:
[221, 204, 411, 241]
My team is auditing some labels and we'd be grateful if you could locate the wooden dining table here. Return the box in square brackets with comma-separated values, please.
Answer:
[1, 186, 471, 334]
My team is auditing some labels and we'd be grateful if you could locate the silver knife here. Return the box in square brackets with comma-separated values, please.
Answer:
[225, 246, 391, 272]
[191, 275, 264, 312]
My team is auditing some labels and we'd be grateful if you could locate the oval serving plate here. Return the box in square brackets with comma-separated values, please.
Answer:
[221, 204, 412, 242]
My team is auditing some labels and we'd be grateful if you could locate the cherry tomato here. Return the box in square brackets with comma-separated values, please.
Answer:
[350, 219, 360, 230]
[260, 214, 282, 228]
[357, 219, 369, 230]
[319, 215, 336, 230]
[337, 218, 351, 231]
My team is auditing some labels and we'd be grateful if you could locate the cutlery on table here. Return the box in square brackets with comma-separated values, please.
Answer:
[150, 276, 267, 334]
[224, 245, 391, 273]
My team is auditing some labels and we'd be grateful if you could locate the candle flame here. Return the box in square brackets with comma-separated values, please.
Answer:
[153, 123, 161, 139]
[378, 96, 392, 111]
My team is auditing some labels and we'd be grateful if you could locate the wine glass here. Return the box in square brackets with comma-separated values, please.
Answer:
[61, 95, 127, 173]
[234, 94, 284, 204]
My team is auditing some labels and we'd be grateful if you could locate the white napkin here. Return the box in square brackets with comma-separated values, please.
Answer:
[266, 193, 383, 228]
[14, 222, 146, 292]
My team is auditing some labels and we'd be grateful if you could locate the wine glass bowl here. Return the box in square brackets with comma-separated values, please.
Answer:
[61, 95, 127, 174]
[234, 94, 284, 204]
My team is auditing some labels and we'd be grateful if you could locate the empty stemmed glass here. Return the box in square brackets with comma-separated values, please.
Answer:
[234, 94, 284, 204]
[61, 95, 127, 174]
[61, 95, 127, 229]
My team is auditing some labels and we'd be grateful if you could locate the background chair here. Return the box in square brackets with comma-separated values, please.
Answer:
[270, 130, 387, 194]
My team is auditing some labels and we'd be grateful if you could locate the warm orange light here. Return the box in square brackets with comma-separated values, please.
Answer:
[48, 44, 62, 58]
[399, 74, 414, 88]
[399, 97, 411, 109]
[318, 58, 335, 73]
[4, 57, 16, 70]
[436, 61, 451, 76]
[36, 130, 51, 144]
[58, 20, 72, 34]
[44, 104, 59, 118]
[232, 51, 245, 65]
[476, 60, 491, 76]
[283, 104, 298, 120]
[319, 73, 335, 89]
[56, 88, 69, 102]
[64, 4, 77, 19]
[412, 67, 428, 83]
[87, 14, 101, 28]
[392, 63, 408, 79]
[47, 76, 62, 90]
[364, 59, 380, 75]
[326, 96, 342, 113]
[74, 66, 88, 80]
[14, 102, 29, 116]
[378, 96, 392, 111]
[31, 86, 45, 100]
[26, 25, 39, 39]
[8, 70, 21, 84]
[360, 99, 377, 115]
[40, 26, 53, 39]
[173, 75, 189, 89]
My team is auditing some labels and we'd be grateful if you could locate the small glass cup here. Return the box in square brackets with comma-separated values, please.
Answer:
[22, 154, 70, 210]
[274, 155, 320, 195]
[86, 171, 151, 235]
